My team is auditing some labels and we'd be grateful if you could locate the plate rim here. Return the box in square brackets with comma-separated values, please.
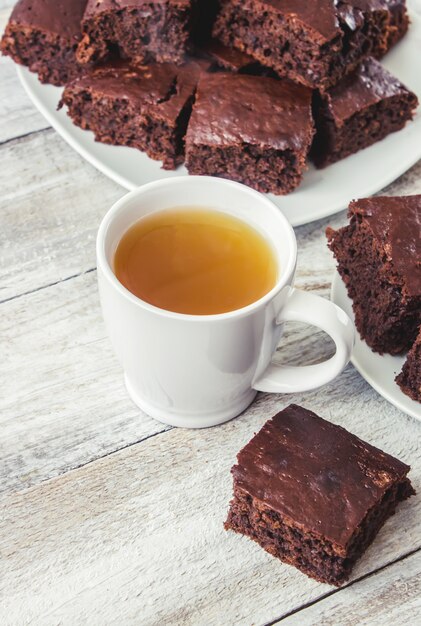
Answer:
[331, 271, 420, 421]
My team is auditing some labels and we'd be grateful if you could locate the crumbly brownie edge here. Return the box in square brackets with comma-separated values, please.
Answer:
[327, 218, 421, 354]
[185, 144, 307, 195]
[311, 89, 418, 168]
[1, 24, 82, 86]
[77, 3, 192, 65]
[60, 84, 193, 169]
[225, 479, 414, 586]
[396, 329, 421, 402]
[385, 4, 409, 52]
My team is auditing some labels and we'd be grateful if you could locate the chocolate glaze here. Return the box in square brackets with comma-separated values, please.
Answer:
[349, 195, 421, 296]
[254, 0, 393, 42]
[186, 72, 313, 151]
[10, 0, 87, 40]
[68, 60, 202, 122]
[232, 404, 411, 548]
[261, 1, 340, 41]
[323, 57, 417, 124]
[83, 0, 190, 19]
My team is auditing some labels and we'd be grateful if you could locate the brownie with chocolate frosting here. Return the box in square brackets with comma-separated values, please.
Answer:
[60, 61, 203, 169]
[77, 0, 194, 66]
[185, 72, 314, 195]
[396, 325, 421, 403]
[327, 195, 421, 354]
[0, 0, 87, 86]
[225, 404, 414, 586]
[311, 57, 418, 167]
[213, 0, 406, 91]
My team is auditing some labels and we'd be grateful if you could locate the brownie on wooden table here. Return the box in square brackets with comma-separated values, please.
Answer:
[327, 195, 421, 355]
[60, 61, 202, 169]
[185, 73, 314, 195]
[311, 57, 418, 168]
[0, 0, 87, 86]
[225, 404, 414, 586]
[396, 326, 421, 403]
[213, 0, 403, 91]
[77, 0, 194, 66]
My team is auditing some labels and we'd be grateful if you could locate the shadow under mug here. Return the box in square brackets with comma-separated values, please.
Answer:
[97, 176, 355, 428]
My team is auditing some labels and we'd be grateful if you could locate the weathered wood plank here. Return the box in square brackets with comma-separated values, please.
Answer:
[0, 130, 122, 303]
[279, 550, 421, 625]
[0, 270, 168, 494]
[0, 55, 49, 144]
[0, 396, 419, 626]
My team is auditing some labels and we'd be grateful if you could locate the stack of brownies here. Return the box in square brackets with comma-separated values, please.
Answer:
[1, 0, 419, 195]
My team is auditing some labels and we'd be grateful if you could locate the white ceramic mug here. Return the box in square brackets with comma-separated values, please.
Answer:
[97, 176, 354, 428]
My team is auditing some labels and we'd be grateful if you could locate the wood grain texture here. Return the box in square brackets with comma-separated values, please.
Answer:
[0, 56, 49, 144]
[279, 550, 421, 626]
[0, 396, 419, 626]
[0, 130, 122, 303]
[0, 270, 169, 495]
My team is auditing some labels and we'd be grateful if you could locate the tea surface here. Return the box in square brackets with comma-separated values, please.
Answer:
[113, 208, 278, 315]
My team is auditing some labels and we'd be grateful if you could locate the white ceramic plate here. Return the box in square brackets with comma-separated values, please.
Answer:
[331, 272, 420, 421]
[17, 11, 421, 227]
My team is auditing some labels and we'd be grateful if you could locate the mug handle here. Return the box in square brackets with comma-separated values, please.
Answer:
[253, 287, 355, 393]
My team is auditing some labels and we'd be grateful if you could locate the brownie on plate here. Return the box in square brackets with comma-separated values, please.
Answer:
[225, 405, 414, 586]
[185, 72, 314, 195]
[327, 195, 421, 355]
[396, 326, 421, 403]
[77, 0, 194, 66]
[213, 0, 401, 91]
[1, 0, 87, 86]
[311, 57, 418, 168]
[60, 61, 202, 169]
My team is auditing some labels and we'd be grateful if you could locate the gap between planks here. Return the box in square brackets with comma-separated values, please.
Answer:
[266, 545, 421, 625]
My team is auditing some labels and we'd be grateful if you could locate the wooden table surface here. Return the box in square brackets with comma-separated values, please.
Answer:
[1, 2, 420, 624]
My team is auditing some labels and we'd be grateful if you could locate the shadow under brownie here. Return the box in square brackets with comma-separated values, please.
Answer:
[185, 72, 314, 195]
[60, 61, 204, 169]
[225, 404, 414, 586]
[311, 57, 418, 168]
[0, 0, 88, 86]
[327, 195, 421, 355]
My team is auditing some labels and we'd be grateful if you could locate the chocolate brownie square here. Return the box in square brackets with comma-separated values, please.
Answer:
[327, 195, 421, 354]
[213, 0, 398, 91]
[185, 73, 314, 195]
[77, 0, 193, 66]
[396, 326, 421, 403]
[225, 404, 414, 586]
[1, 0, 87, 86]
[60, 61, 202, 169]
[311, 57, 418, 168]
